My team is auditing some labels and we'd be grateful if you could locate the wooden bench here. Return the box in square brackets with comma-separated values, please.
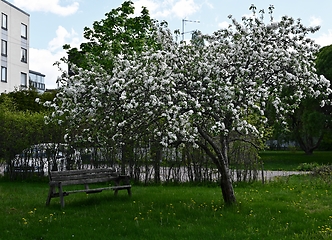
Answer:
[46, 168, 131, 207]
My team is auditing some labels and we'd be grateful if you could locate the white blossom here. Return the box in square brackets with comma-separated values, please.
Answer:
[46, 13, 331, 151]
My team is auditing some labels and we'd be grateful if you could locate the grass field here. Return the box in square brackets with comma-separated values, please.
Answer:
[260, 151, 332, 171]
[1, 150, 332, 239]
[0, 174, 332, 240]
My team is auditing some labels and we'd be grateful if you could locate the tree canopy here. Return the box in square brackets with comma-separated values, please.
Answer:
[280, 44, 332, 154]
[63, 1, 161, 72]
[49, 5, 331, 204]
[316, 44, 332, 81]
[0, 90, 63, 164]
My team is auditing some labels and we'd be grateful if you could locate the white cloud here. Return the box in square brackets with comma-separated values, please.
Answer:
[172, 0, 199, 19]
[313, 29, 332, 47]
[218, 21, 229, 29]
[48, 26, 80, 51]
[203, 0, 213, 9]
[309, 16, 322, 27]
[13, 0, 79, 16]
[133, 0, 200, 19]
[30, 26, 82, 89]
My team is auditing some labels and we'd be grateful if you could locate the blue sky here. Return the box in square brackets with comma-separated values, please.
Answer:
[7, 0, 332, 89]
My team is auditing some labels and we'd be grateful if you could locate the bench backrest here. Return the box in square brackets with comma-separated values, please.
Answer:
[49, 168, 119, 186]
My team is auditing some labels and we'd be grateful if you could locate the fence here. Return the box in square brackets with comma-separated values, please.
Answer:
[3, 141, 262, 183]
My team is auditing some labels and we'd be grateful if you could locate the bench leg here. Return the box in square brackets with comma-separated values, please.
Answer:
[59, 183, 65, 208]
[46, 185, 55, 206]
[127, 188, 132, 196]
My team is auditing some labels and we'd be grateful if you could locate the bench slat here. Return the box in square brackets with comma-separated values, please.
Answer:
[50, 174, 118, 180]
[50, 176, 119, 186]
[50, 169, 117, 178]
[62, 185, 132, 195]
[51, 168, 115, 175]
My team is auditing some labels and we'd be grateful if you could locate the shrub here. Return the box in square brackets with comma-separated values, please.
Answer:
[296, 162, 319, 171]
[312, 165, 332, 176]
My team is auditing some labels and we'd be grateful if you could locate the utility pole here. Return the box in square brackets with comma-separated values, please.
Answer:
[182, 18, 200, 41]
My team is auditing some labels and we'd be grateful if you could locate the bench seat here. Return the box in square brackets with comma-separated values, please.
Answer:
[46, 168, 131, 207]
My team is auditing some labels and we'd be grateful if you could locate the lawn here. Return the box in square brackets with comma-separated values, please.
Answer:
[0, 174, 331, 239]
[260, 151, 332, 171]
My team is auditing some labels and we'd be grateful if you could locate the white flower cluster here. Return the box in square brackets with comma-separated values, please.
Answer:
[47, 13, 331, 147]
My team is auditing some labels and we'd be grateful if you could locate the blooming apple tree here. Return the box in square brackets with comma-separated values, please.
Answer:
[48, 7, 331, 204]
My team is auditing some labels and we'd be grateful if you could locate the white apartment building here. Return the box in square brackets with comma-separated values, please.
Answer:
[1, 0, 29, 93]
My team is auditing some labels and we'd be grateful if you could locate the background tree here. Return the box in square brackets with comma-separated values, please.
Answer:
[0, 89, 56, 112]
[0, 90, 64, 177]
[316, 44, 332, 81]
[277, 44, 332, 154]
[49, 6, 331, 204]
[63, 0, 160, 73]
[315, 44, 332, 150]
[0, 96, 43, 162]
[287, 98, 330, 154]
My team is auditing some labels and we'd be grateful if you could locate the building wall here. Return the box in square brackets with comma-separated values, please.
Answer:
[0, 0, 29, 93]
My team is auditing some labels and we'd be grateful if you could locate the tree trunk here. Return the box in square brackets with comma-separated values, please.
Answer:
[197, 127, 236, 205]
[219, 138, 236, 204]
[219, 164, 236, 204]
[151, 140, 161, 183]
[296, 134, 324, 155]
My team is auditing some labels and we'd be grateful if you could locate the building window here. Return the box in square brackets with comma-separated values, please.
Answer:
[21, 23, 27, 39]
[1, 40, 7, 56]
[1, 13, 7, 30]
[21, 48, 27, 63]
[1, 66, 7, 82]
[21, 72, 27, 86]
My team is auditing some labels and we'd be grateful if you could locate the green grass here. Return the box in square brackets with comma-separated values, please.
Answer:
[260, 151, 332, 171]
[1, 175, 332, 240]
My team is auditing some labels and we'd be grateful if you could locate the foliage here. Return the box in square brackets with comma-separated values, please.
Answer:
[63, 1, 160, 72]
[286, 97, 332, 155]
[296, 162, 319, 171]
[312, 165, 332, 177]
[0, 90, 64, 168]
[0, 96, 45, 161]
[316, 44, 332, 81]
[0, 175, 332, 239]
[260, 150, 332, 171]
[279, 44, 332, 155]
[0, 89, 56, 112]
[49, 5, 331, 204]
